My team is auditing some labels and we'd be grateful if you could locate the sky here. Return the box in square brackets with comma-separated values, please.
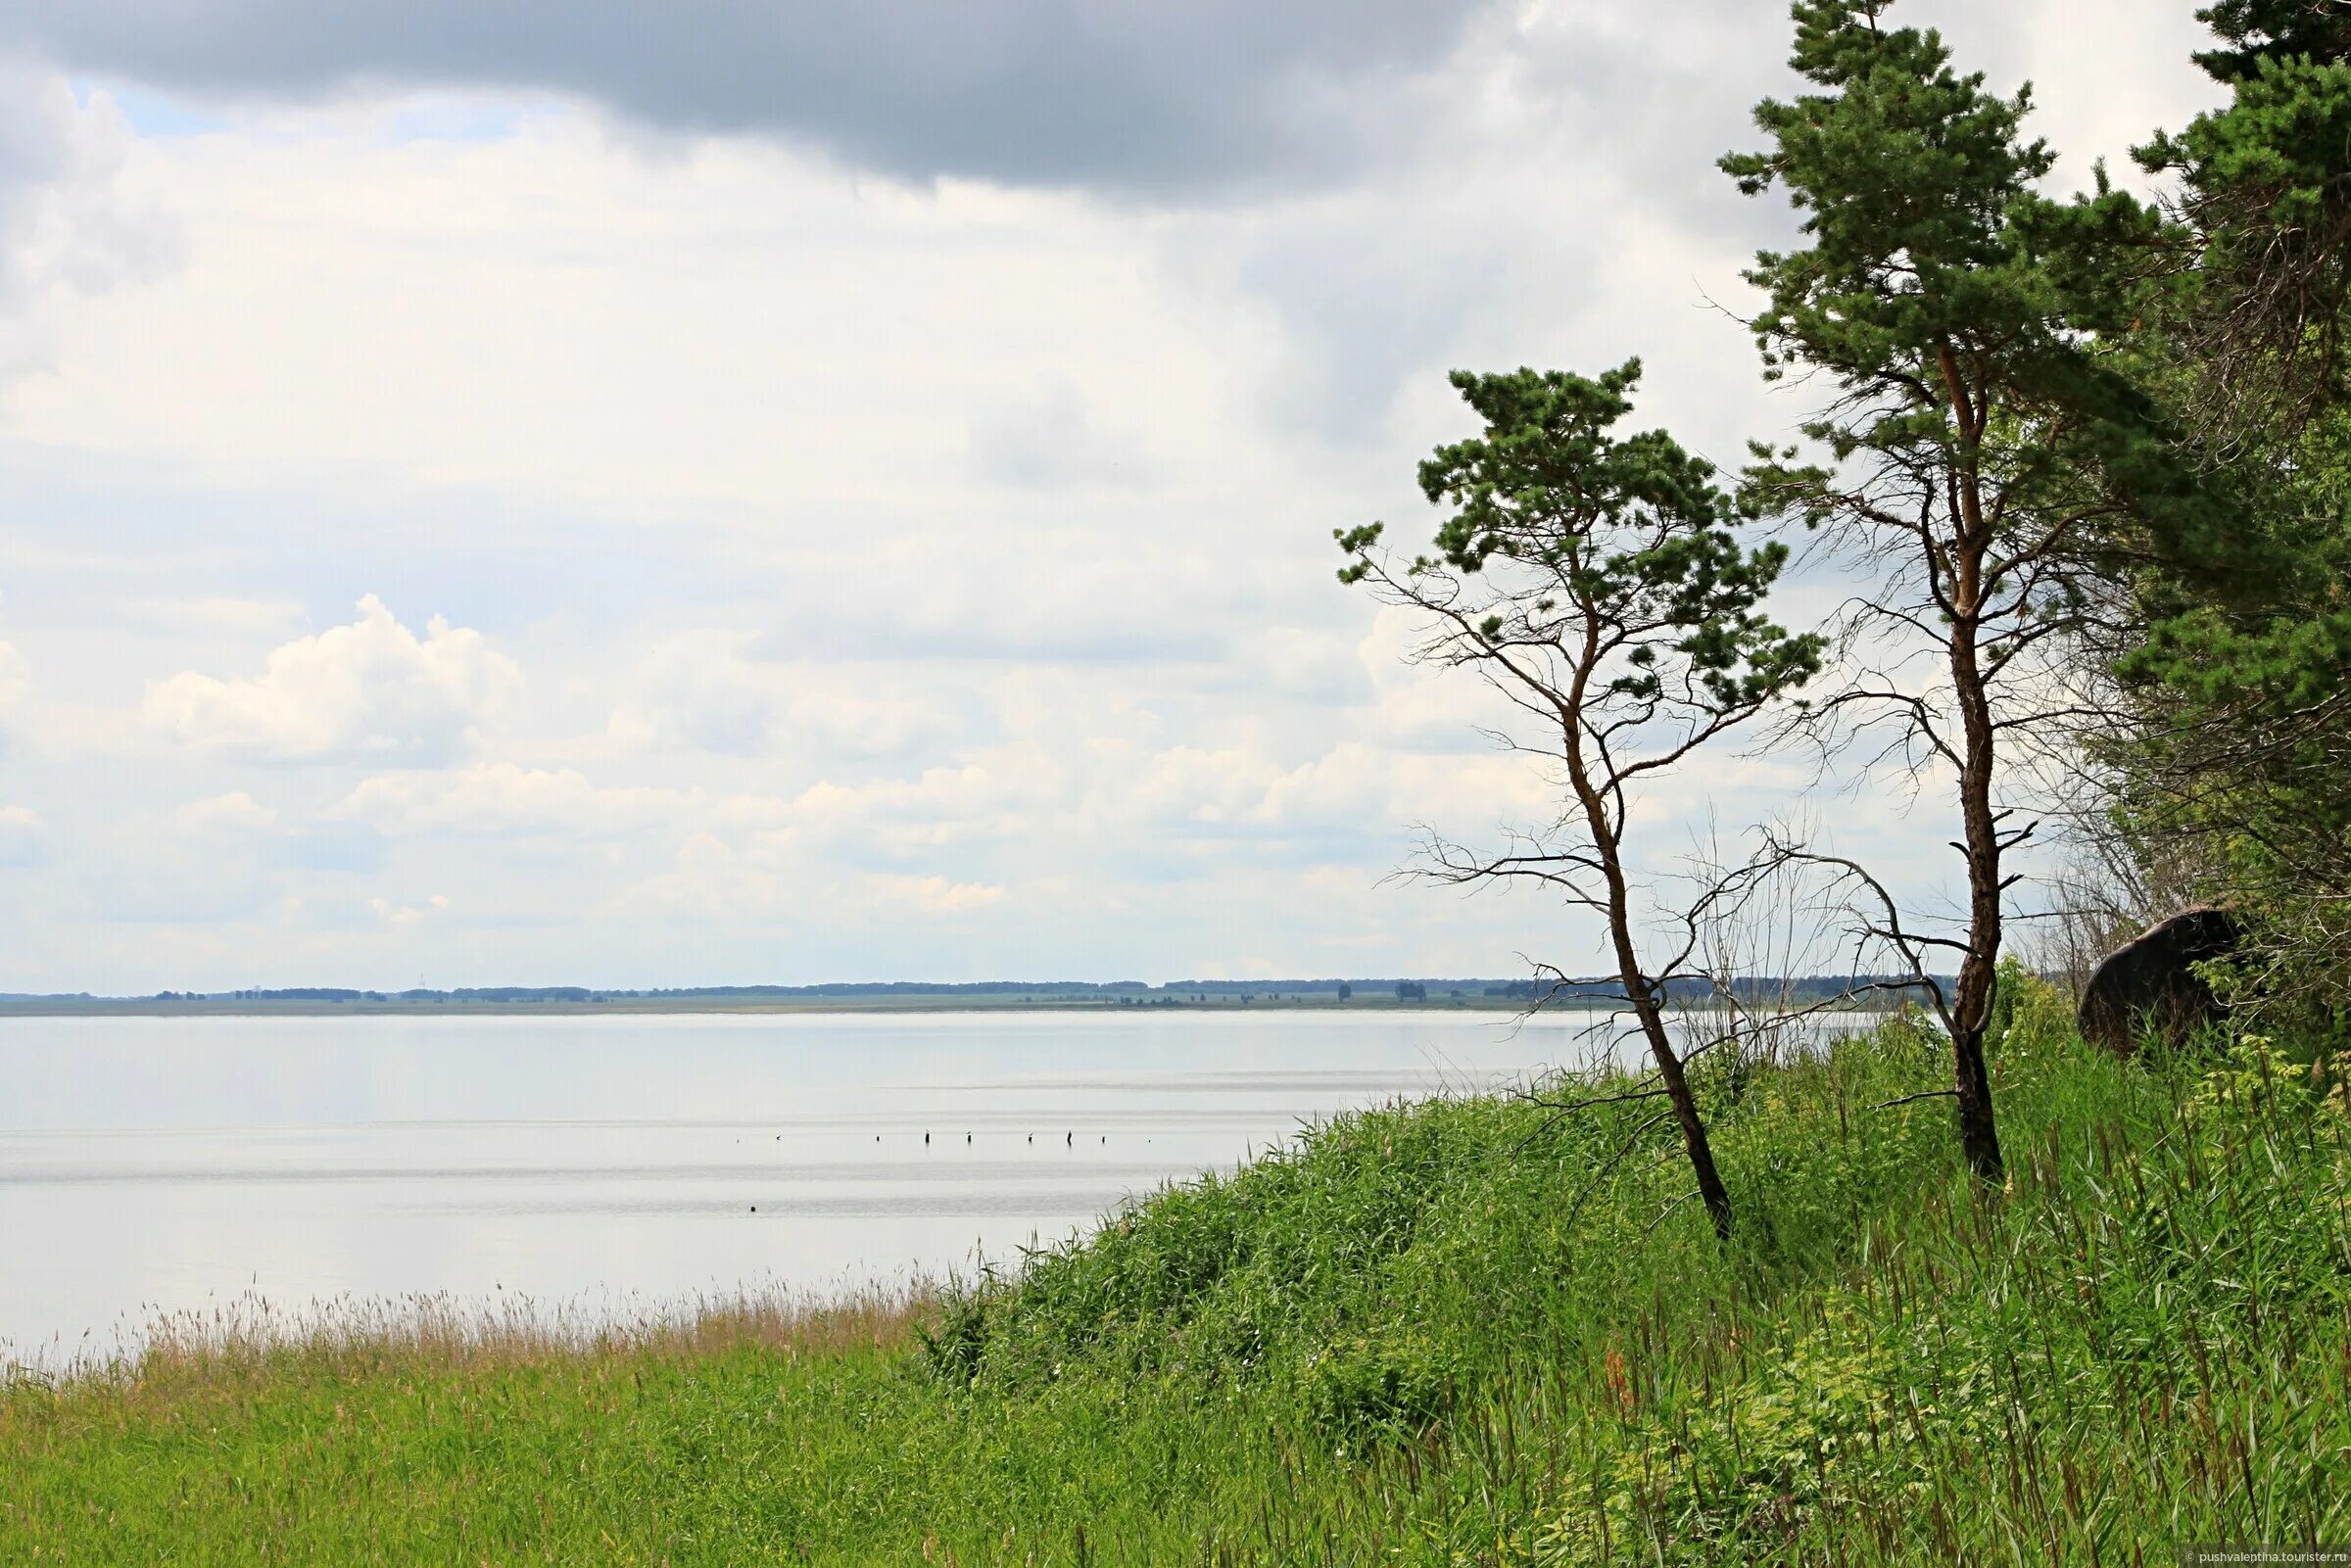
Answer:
[0, 1, 2222, 993]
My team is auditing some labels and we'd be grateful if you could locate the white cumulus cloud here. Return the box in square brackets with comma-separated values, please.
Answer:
[869, 874, 1006, 916]
[621, 832, 1006, 927]
[333, 762, 686, 838]
[608, 631, 951, 760]
[144, 594, 520, 763]
[369, 893, 451, 927]
[0, 61, 183, 380]
[172, 790, 277, 832]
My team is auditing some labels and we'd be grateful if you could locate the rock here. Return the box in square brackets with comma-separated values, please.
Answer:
[2077, 905, 2239, 1055]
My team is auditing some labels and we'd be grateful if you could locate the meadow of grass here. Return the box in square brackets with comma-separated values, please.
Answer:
[5, 976, 2348, 1563]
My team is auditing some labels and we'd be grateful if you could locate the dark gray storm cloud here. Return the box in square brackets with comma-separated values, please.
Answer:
[1, 0, 1492, 193]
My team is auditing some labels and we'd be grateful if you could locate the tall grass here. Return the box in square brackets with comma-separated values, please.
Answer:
[5, 985, 2347, 1562]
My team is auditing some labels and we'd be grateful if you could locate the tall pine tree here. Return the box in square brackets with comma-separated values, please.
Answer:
[1725, 0, 2194, 1180]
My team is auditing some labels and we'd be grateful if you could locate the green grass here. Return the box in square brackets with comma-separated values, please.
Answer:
[6, 984, 2350, 1563]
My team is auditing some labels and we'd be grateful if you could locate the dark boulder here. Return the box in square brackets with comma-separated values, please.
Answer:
[2077, 906, 2240, 1055]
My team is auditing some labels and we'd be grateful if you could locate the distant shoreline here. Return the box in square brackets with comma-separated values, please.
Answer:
[0, 994, 1536, 1020]
[0, 993, 1908, 1021]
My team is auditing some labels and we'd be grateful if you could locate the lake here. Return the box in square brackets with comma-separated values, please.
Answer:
[0, 1009, 1622, 1368]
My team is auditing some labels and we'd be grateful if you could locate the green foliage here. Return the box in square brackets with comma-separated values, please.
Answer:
[2099, 9, 2351, 1009]
[2146, 45, 2351, 250]
[2190, 0, 2351, 81]
[913, 1287, 991, 1387]
[1294, 1331, 1460, 1447]
[1991, 959, 2081, 1063]
[1723, 1, 2060, 383]
[1337, 362, 1822, 714]
[2132, 0, 2351, 445]
[1536, 1292, 2004, 1563]
[1723, 0, 2197, 562]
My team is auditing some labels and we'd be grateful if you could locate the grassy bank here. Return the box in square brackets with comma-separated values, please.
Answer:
[6, 984, 2348, 1563]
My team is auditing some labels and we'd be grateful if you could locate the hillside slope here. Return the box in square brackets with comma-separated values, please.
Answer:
[5, 985, 2347, 1563]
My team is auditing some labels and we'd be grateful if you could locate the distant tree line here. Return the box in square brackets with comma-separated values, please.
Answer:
[37, 975, 1943, 1009]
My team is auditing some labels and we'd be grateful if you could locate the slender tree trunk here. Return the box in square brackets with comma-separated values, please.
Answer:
[1946, 550, 2008, 1187]
[1940, 352, 2009, 1188]
[1946, 766, 2007, 1186]
[1625, 968, 1736, 1240]
[1574, 753, 1736, 1239]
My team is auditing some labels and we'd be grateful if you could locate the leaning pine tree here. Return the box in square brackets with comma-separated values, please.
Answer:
[1338, 362, 1822, 1240]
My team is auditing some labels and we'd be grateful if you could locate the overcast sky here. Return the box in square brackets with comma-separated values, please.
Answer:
[0, 1, 2220, 992]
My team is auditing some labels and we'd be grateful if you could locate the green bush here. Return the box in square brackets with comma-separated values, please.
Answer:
[1295, 1330, 1459, 1445]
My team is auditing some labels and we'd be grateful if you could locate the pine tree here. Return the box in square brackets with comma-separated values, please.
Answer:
[1723, 0, 2194, 1181]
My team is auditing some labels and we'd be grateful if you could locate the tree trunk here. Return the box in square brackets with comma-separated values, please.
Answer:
[1629, 983, 1736, 1239]
[1945, 774, 2007, 1184]
[1598, 822, 1734, 1238]
[1565, 694, 1736, 1238]
[1946, 532, 2008, 1187]
[1556, 598, 1736, 1238]
[1948, 1017, 2003, 1182]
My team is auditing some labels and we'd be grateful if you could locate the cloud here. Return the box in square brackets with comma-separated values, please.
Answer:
[125, 596, 306, 640]
[64, 793, 290, 919]
[369, 892, 449, 927]
[143, 594, 520, 763]
[173, 790, 276, 832]
[778, 760, 1046, 859]
[1208, 191, 1562, 443]
[0, 3, 2235, 991]
[608, 632, 954, 759]
[0, 632, 26, 752]
[0, 58, 183, 376]
[622, 831, 1004, 927]
[0, 803, 50, 866]
[870, 874, 1006, 917]
[331, 763, 685, 837]
[1125, 744, 1286, 827]
[8, 1, 1490, 197]
[1244, 626, 1374, 706]
[965, 378, 1154, 490]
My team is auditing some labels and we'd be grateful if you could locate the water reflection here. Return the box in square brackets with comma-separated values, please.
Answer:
[0, 1009, 1611, 1366]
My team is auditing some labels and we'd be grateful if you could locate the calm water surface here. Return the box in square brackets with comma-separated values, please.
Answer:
[0, 1010, 1610, 1366]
